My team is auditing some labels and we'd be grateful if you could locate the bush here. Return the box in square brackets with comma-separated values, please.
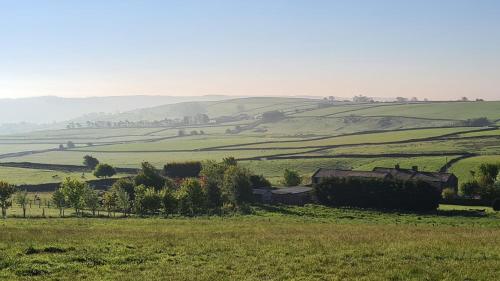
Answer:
[222, 166, 253, 206]
[282, 169, 302, 186]
[459, 181, 481, 197]
[135, 162, 165, 190]
[493, 198, 500, 211]
[250, 174, 271, 188]
[160, 188, 177, 215]
[111, 178, 136, 200]
[314, 177, 441, 211]
[163, 162, 202, 178]
[176, 178, 207, 215]
[133, 185, 162, 215]
[261, 111, 285, 122]
[441, 188, 456, 200]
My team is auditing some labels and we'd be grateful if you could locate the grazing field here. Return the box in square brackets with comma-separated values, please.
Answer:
[1, 205, 499, 281]
[0, 99, 499, 186]
[0, 167, 130, 185]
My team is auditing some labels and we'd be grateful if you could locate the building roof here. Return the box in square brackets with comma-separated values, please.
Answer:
[372, 167, 456, 183]
[312, 168, 391, 180]
[271, 186, 313, 195]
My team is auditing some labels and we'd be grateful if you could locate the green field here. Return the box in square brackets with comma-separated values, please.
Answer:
[1, 205, 499, 281]
[0, 99, 499, 187]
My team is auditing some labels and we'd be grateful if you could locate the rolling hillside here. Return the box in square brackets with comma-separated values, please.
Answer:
[0, 98, 498, 186]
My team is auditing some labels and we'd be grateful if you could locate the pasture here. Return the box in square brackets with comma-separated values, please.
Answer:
[0, 205, 499, 281]
[0, 99, 498, 187]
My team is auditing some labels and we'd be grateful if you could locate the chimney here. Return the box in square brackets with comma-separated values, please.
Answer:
[395, 164, 400, 170]
[412, 166, 418, 172]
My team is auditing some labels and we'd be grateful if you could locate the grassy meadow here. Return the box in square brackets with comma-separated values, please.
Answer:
[0, 98, 498, 186]
[0, 98, 499, 280]
[1, 205, 499, 281]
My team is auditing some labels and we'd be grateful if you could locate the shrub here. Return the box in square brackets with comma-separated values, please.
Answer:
[282, 169, 302, 186]
[176, 178, 207, 215]
[163, 162, 202, 178]
[441, 188, 456, 200]
[261, 111, 285, 122]
[200, 161, 225, 210]
[493, 198, 500, 211]
[111, 178, 136, 200]
[249, 174, 271, 188]
[135, 162, 165, 190]
[222, 166, 253, 206]
[459, 181, 481, 197]
[314, 177, 441, 211]
[160, 188, 177, 215]
[133, 185, 162, 215]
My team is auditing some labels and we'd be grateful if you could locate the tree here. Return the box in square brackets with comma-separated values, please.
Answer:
[83, 186, 100, 216]
[134, 162, 165, 190]
[477, 163, 499, 186]
[222, 166, 253, 206]
[83, 155, 99, 170]
[395, 97, 409, 103]
[493, 198, 500, 211]
[66, 141, 76, 149]
[0, 181, 16, 218]
[15, 190, 29, 218]
[261, 111, 285, 122]
[200, 160, 225, 210]
[160, 188, 177, 216]
[60, 178, 87, 215]
[52, 188, 66, 217]
[112, 178, 136, 200]
[460, 181, 481, 198]
[250, 174, 271, 188]
[115, 187, 131, 216]
[133, 185, 162, 215]
[176, 178, 207, 215]
[282, 169, 302, 186]
[102, 190, 118, 217]
[93, 164, 116, 179]
[222, 157, 237, 167]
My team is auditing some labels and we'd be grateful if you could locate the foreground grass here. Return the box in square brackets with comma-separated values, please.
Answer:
[1, 205, 499, 281]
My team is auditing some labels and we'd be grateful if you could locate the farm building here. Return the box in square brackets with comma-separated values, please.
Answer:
[312, 165, 458, 192]
[372, 165, 458, 191]
[311, 169, 393, 184]
[253, 186, 314, 205]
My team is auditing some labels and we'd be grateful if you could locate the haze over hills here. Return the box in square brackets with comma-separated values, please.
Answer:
[0, 95, 237, 124]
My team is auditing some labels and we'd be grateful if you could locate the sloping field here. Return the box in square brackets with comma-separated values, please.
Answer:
[333, 101, 500, 120]
[449, 155, 500, 183]
[0, 166, 129, 185]
[219, 127, 481, 149]
[0, 148, 311, 168]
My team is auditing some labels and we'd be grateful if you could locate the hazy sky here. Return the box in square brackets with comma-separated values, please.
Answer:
[1, 0, 499, 100]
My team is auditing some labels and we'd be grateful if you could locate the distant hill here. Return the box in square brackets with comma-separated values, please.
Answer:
[0, 95, 233, 124]
[73, 97, 321, 122]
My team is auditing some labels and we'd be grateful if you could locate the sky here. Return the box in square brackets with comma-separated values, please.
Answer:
[0, 0, 499, 100]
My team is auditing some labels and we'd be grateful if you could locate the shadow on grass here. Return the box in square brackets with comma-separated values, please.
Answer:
[436, 209, 487, 217]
